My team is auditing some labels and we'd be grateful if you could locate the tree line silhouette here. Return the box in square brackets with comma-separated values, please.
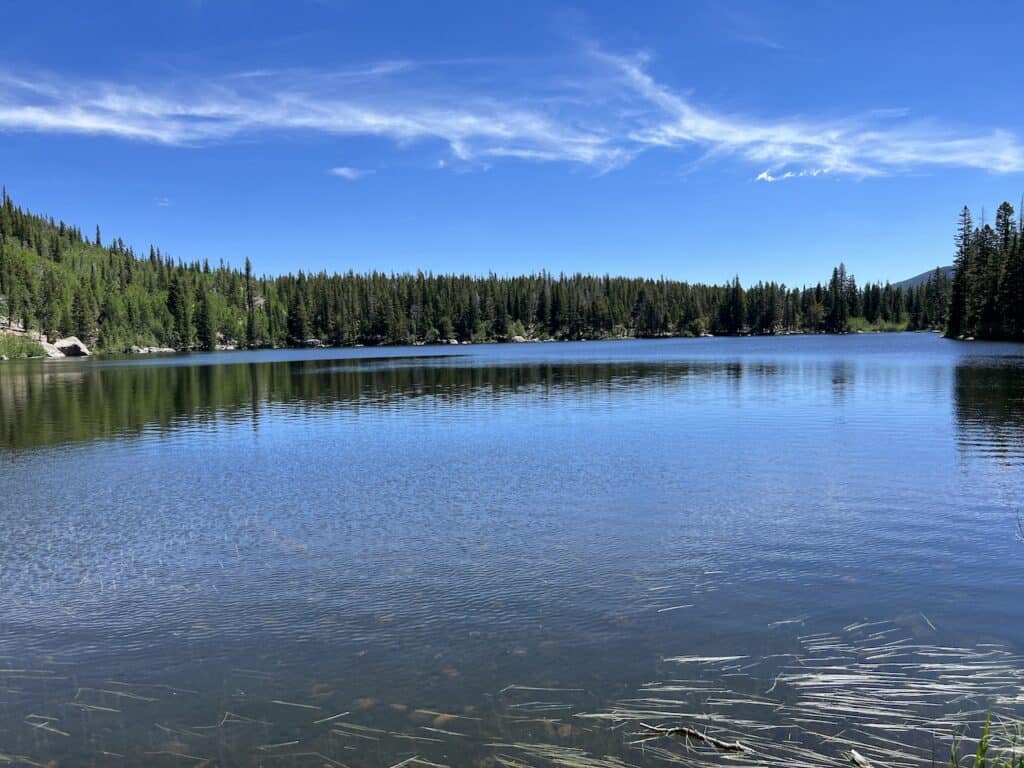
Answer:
[3, 189, 1016, 353]
[947, 202, 1024, 340]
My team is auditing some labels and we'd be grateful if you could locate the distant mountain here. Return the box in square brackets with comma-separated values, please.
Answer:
[895, 266, 954, 289]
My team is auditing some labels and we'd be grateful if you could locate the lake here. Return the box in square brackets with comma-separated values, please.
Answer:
[1, 333, 1023, 768]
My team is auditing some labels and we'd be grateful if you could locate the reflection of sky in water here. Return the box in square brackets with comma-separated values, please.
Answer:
[0, 335, 1022, 766]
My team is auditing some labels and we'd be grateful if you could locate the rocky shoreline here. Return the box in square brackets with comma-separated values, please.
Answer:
[0, 325, 936, 362]
[0, 321, 91, 359]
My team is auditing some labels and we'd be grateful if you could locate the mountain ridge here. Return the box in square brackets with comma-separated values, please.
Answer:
[896, 266, 954, 289]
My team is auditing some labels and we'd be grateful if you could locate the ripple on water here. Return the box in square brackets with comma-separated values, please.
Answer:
[1, 335, 1022, 765]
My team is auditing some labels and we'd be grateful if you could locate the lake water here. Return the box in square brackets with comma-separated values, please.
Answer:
[1, 334, 1023, 767]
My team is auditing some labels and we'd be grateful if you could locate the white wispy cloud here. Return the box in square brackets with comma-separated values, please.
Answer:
[599, 50, 1024, 178]
[707, 4, 786, 51]
[329, 166, 373, 180]
[0, 49, 1021, 179]
[756, 169, 829, 183]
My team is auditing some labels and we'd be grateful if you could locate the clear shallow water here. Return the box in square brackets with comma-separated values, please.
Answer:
[1, 334, 1023, 767]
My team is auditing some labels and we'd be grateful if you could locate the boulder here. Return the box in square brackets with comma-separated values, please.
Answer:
[512, 335, 526, 343]
[54, 336, 91, 356]
[40, 340, 65, 358]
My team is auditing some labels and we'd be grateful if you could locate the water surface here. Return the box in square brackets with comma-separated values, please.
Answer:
[1, 334, 1023, 767]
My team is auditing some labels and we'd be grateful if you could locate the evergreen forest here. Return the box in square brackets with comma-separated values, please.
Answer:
[3, 189, 1020, 354]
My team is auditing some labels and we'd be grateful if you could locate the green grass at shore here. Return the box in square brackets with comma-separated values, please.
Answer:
[0, 334, 45, 359]
[847, 315, 912, 333]
[948, 716, 1024, 768]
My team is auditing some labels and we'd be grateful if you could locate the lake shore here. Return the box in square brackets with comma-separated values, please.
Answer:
[2, 324, 953, 361]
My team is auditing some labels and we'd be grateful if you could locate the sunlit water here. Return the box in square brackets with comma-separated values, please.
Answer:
[1, 334, 1022, 767]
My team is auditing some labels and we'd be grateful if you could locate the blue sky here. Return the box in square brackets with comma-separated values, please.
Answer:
[1, 1, 1022, 285]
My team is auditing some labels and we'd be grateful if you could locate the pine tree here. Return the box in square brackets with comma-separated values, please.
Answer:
[947, 207, 974, 338]
[195, 286, 215, 351]
[244, 257, 257, 348]
[827, 264, 849, 333]
[71, 283, 96, 341]
[998, 236, 1024, 340]
[720, 276, 745, 334]
[287, 278, 310, 343]
[167, 272, 191, 349]
[971, 225, 1000, 336]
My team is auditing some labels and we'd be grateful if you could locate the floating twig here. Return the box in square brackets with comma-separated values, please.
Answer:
[640, 722, 751, 753]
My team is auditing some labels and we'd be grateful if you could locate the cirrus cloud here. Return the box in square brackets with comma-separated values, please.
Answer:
[0, 49, 1021, 180]
[329, 166, 373, 180]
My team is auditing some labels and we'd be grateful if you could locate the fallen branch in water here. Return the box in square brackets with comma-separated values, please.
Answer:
[640, 722, 751, 753]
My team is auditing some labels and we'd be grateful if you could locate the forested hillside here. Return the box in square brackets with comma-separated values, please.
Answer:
[947, 202, 1024, 341]
[0, 189, 954, 353]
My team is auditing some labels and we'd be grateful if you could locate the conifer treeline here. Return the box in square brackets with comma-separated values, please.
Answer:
[0, 189, 969, 353]
[946, 202, 1024, 341]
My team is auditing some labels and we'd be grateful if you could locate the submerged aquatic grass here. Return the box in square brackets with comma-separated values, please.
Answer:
[576, 619, 1024, 768]
[1, 617, 1022, 766]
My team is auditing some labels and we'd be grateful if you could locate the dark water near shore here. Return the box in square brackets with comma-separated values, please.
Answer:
[1, 334, 1023, 767]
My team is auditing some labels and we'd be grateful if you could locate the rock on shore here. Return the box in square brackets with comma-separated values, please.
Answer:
[1, 324, 92, 358]
[54, 336, 91, 356]
[39, 339, 65, 358]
